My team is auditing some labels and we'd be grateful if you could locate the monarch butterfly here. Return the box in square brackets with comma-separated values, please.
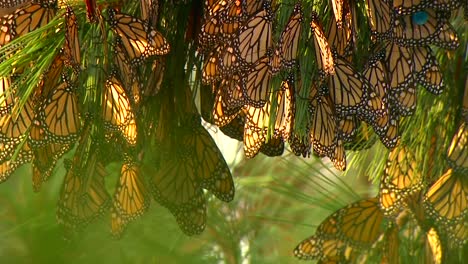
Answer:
[308, 85, 346, 171]
[36, 52, 66, 99]
[330, 0, 345, 28]
[383, 41, 414, 93]
[379, 146, 424, 217]
[337, 116, 357, 144]
[107, 8, 170, 66]
[242, 104, 269, 158]
[363, 51, 388, 119]
[447, 121, 467, 172]
[0, 141, 31, 183]
[218, 43, 240, 77]
[30, 133, 71, 192]
[242, 78, 293, 158]
[294, 197, 386, 262]
[310, 13, 335, 80]
[271, 3, 303, 73]
[150, 115, 234, 235]
[0, 77, 15, 116]
[57, 156, 111, 230]
[140, 0, 159, 27]
[412, 45, 444, 95]
[213, 87, 241, 127]
[219, 113, 285, 157]
[423, 168, 468, 245]
[289, 131, 311, 157]
[273, 77, 295, 141]
[390, 0, 461, 15]
[242, 0, 266, 17]
[388, 87, 417, 117]
[328, 55, 373, 121]
[84, 0, 98, 22]
[373, 108, 400, 149]
[63, 7, 81, 73]
[113, 38, 141, 103]
[392, 9, 459, 49]
[111, 157, 150, 237]
[366, 0, 394, 41]
[219, 0, 242, 24]
[0, 98, 35, 162]
[202, 48, 221, 85]
[233, 2, 272, 65]
[326, 8, 353, 59]
[0, 1, 56, 46]
[363, 51, 400, 148]
[0, 0, 30, 9]
[35, 74, 80, 144]
[219, 74, 246, 110]
[103, 74, 137, 146]
[242, 55, 271, 107]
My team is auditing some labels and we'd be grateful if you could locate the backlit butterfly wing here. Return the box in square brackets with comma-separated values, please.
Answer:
[0, 98, 34, 162]
[0, 1, 57, 45]
[213, 88, 241, 127]
[412, 46, 444, 95]
[29, 117, 71, 191]
[366, 0, 394, 40]
[391, 0, 461, 15]
[363, 51, 400, 148]
[383, 41, 413, 92]
[0, 77, 15, 116]
[103, 75, 137, 146]
[326, 9, 353, 59]
[243, 102, 270, 158]
[37, 75, 81, 144]
[219, 112, 285, 157]
[190, 121, 235, 202]
[234, 2, 272, 65]
[392, 9, 459, 49]
[150, 116, 234, 235]
[57, 157, 111, 230]
[108, 8, 170, 65]
[289, 132, 311, 158]
[31, 141, 71, 192]
[219, 74, 246, 110]
[294, 197, 386, 261]
[447, 121, 468, 172]
[271, 3, 303, 73]
[390, 87, 417, 117]
[218, 43, 241, 77]
[379, 146, 424, 217]
[330, 0, 344, 28]
[242, 56, 272, 107]
[174, 194, 207, 236]
[328, 55, 371, 120]
[423, 168, 468, 245]
[273, 77, 295, 141]
[111, 157, 150, 237]
[311, 13, 335, 80]
[308, 89, 346, 171]
[363, 52, 387, 120]
[0, 141, 31, 183]
[150, 152, 207, 236]
[0, 0, 30, 10]
[202, 47, 221, 85]
[63, 7, 81, 73]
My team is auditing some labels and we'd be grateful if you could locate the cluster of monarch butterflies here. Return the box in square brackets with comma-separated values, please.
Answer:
[294, 91, 468, 262]
[0, 0, 466, 254]
[0, 0, 236, 237]
[294, 14, 468, 261]
[199, 0, 465, 174]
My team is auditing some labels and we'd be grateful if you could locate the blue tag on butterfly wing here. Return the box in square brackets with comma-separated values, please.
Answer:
[412, 11, 429, 25]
